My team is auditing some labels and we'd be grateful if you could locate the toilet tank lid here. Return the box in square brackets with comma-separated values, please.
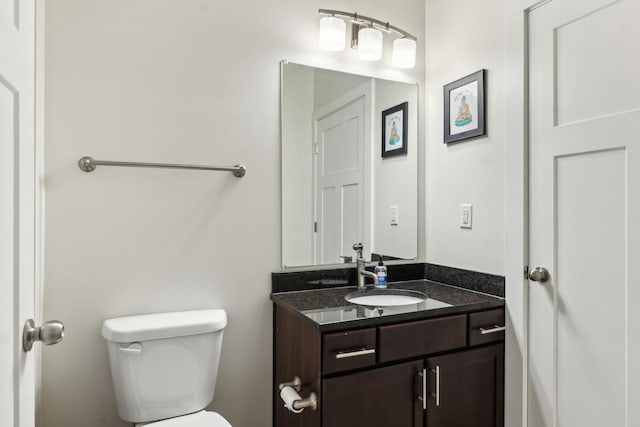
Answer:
[101, 309, 227, 343]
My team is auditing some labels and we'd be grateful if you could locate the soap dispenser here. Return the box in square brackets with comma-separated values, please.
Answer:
[374, 256, 388, 288]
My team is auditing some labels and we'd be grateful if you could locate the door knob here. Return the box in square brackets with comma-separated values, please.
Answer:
[528, 267, 550, 283]
[23, 319, 65, 352]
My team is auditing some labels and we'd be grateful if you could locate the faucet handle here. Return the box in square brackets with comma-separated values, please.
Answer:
[352, 243, 363, 258]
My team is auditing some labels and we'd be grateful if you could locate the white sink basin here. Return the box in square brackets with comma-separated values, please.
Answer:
[345, 289, 428, 307]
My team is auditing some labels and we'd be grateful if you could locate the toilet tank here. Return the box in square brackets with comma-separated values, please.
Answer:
[101, 309, 227, 423]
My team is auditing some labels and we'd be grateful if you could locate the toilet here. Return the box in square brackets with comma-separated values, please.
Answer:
[101, 309, 232, 427]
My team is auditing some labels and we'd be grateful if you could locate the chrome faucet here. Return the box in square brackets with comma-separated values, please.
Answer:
[353, 243, 379, 290]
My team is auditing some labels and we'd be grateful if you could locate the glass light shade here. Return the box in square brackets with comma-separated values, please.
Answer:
[319, 16, 346, 51]
[357, 27, 383, 61]
[392, 38, 417, 69]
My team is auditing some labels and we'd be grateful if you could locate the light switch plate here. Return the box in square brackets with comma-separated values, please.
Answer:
[459, 204, 472, 229]
[390, 205, 399, 225]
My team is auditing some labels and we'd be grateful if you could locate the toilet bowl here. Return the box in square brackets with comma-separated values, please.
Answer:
[102, 309, 232, 426]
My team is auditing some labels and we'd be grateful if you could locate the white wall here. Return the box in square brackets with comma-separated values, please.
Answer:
[425, 0, 521, 425]
[282, 64, 314, 267]
[39, 1, 424, 427]
[372, 79, 418, 259]
[313, 67, 369, 110]
[425, 0, 505, 275]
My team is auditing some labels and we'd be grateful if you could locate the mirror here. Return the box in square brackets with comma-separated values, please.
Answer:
[281, 62, 418, 268]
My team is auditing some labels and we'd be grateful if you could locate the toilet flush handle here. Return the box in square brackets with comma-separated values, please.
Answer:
[119, 342, 143, 354]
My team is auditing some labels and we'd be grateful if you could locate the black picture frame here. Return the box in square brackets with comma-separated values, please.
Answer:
[443, 69, 486, 144]
[381, 102, 408, 158]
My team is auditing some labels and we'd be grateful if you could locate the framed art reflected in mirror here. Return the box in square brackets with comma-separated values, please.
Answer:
[382, 102, 408, 158]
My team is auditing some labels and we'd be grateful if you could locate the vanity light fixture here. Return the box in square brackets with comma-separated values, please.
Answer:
[318, 9, 417, 68]
[392, 37, 417, 69]
[318, 15, 346, 51]
[357, 26, 383, 61]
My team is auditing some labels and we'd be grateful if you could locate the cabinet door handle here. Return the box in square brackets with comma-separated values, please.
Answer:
[431, 366, 440, 406]
[335, 348, 376, 359]
[417, 369, 427, 410]
[479, 325, 506, 335]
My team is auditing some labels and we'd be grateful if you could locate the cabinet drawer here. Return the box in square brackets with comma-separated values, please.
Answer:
[468, 309, 505, 346]
[323, 328, 376, 374]
[378, 315, 466, 363]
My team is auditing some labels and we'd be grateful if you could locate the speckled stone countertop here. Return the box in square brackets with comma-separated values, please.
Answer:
[271, 279, 504, 333]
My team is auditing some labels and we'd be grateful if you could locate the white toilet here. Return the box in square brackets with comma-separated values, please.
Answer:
[101, 309, 232, 427]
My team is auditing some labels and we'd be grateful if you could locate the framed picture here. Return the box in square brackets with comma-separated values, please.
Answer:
[444, 69, 486, 144]
[382, 102, 408, 158]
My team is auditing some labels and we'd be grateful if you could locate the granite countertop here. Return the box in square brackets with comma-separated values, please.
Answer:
[270, 279, 505, 333]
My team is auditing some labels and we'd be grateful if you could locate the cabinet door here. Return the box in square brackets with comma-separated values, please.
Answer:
[274, 306, 321, 427]
[426, 344, 504, 427]
[323, 360, 424, 427]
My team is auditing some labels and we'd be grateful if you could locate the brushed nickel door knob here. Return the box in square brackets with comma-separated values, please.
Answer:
[528, 267, 550, 283]
[23, 319, 65, 352]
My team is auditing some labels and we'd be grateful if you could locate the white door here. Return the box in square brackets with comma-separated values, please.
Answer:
[1, 0, 41, 426]
[528, 0, 640, 426]
[313, 83, 371, 264]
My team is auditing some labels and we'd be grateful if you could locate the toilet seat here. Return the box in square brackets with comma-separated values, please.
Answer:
[142, 411, 231, 427]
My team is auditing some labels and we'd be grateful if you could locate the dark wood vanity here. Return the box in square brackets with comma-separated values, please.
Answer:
[272, 280, 505, 427]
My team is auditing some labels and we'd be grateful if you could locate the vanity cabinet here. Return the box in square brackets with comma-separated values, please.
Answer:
[273, 305, 505, 427]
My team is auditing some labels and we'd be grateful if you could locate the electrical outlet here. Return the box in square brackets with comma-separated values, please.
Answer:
[459, 204, 472, 229]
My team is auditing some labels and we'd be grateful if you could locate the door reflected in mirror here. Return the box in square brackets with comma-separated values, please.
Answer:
[281, 62, 418, 268]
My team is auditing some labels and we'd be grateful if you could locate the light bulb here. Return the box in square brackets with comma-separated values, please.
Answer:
[357, 27, 383, 61]
[319, 16, 346, 51]
[392, 38, 416, 69]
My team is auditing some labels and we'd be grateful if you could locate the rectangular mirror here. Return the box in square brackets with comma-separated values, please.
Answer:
[281, 62, 418, 268]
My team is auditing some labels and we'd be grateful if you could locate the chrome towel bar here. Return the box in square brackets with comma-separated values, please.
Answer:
[78, 156, 246, 177]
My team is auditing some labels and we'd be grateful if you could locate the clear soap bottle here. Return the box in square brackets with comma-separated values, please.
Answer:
[375, 256, 388, 288]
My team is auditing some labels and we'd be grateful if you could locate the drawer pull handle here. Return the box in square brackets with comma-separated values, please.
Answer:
[479, 325, 506, 335]
[335, 348, 376, 359]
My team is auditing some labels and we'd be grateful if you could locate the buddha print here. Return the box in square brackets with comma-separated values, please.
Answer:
[455, 96, 472, 127]
[449, 80, 478, 136]
[388, 120, 400, 145]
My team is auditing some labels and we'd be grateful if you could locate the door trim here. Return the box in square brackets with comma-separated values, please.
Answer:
[504, 1, 551, 426]
[34, 0, 45, 415]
